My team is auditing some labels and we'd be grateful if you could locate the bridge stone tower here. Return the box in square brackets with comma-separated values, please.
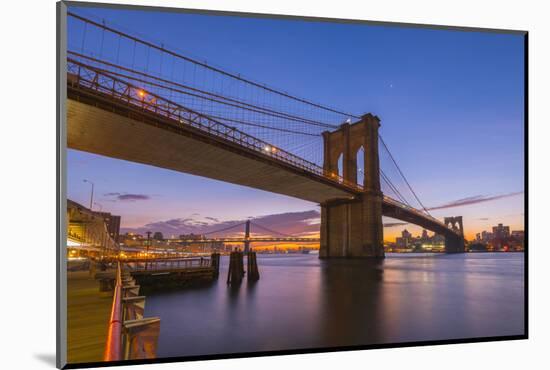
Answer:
[443, 216, 465, 253]
[319, 114, 384, 258]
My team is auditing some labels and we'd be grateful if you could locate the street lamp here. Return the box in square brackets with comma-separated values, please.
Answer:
[83, 179, 95, 210]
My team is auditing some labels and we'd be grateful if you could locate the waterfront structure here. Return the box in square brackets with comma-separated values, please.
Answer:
[67, 200, 119, 255]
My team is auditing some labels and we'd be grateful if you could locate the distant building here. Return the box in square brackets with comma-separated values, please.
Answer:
[179, 233, 204, 240]
[203, 240, 225, 251]
[481, 231, 493, 242]
[396, 229, 413, 249]
[396, 237, 408, 248]
[432, 233, 445, 244]
[511, 230, 524, 240]
[421, 229, 429, 242]
[118, 232, 144, 246]
[492, 224, 510, 239]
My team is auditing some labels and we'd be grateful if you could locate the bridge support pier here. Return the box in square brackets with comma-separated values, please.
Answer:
[445, 235, 465, 253]
[320, 114, 384, 258]
[320, 194, 384, 258]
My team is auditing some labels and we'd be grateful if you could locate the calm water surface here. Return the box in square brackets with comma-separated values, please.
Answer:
[144, 253, 524, 357]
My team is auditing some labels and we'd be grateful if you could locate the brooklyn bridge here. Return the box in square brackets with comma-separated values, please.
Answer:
[65, 12, 465, 258]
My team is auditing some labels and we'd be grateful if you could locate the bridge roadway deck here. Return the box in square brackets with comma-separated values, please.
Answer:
[382, 202, 457, 236]
[67, 270, 112, 364]
[67, 89, 357, 204]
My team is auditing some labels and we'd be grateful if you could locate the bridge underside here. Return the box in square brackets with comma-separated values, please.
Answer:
[67, 95, 357, 204]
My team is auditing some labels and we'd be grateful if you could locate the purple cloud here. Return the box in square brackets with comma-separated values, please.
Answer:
[121, 210, 321, 237]
[427, 191, 523, 211]
[118, 194, 150, 201]
[104, 192, 151, 202]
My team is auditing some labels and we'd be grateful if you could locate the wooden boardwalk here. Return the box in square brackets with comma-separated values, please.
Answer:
[67, 270, 112, 364]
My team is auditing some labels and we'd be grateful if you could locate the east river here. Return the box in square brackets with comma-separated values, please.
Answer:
[144, 252, 524, 358]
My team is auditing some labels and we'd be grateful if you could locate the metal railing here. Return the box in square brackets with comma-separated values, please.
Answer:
[104, 262, 123, 361]
[67, 59, 362, 192]
[103, 261, 161, 361]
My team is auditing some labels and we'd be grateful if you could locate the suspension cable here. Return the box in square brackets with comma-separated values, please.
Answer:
[206, 114, 320, 137]
[381, 170, 411, 206]
[202, 222, 247, 236]
[68, 51, 335, 130]
[250, 222, 297, 238]
[68, 12, 359, 120]
[379, 135, 431, 215]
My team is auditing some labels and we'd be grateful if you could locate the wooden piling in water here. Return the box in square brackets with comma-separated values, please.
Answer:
[247, 252, 260, 281]
[239, 252, 245, 277]
[227, 251, 244, 285]
[211, 253, 220, 278]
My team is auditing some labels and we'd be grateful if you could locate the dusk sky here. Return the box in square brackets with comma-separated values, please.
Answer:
[67, 5, 524, 240]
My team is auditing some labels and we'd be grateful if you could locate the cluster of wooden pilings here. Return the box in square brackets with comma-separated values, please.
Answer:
[227, 251, 260, 285]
